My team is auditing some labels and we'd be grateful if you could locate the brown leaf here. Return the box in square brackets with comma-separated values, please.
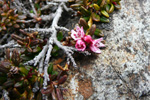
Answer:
[56, 88, 63, 100]
[41, 85, 53, 94]
[58, 75, 67, 85]
[0, 61, 11, 73]
[11, 49, 20, 66]
[89, 24, 96, 36]
[6, 49, 10, 60]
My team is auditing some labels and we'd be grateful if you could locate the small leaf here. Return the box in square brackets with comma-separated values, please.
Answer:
[94, 28, 102, 36]
[97, 0, 102, 5]
[83, 0, 88, 6]
[80, 6, 91, 16]
[3, 80, 14, 88]
[106, 0, 111, 4]
[6, 49, 10, 60]
[105, 4, 110, 12]
[30, 10, 34, 13]
[35, 3, 40, 9]
[48, 63, 53, 74]
[11, 49, 20, 66]
[58, 75, 67, 85]
[88, 16, 93, 28]
[83, 16, 90, 21]
[92, 12, 100, 22]
[93, 4, 100, 11]
[79, 18, 89, 30]
[21, 55, 33, 61]
[57, 32, 63, 41]
[19, 66, 28, 76]
[21, 90, 28, 100]
[109, 4, 114, 13]
[89, 24, 96, 36]
[100, 16, 109, 23]
[100, 0, 106, 7]
[52, 71, 58, 76]
[101, 10, 109, 18]
[0, 61, 11, 73]
[52, 45, 59, 57]
[70, 4, 81, 10]
[56, 88, 63, 100]
[12, 88, 21, 97]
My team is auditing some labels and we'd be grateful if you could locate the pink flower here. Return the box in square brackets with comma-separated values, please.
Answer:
[71, 26, 85, 40]
[75, 40, 86, 51]
[83, 35, 93, 43]
[90, 38, 105, 53]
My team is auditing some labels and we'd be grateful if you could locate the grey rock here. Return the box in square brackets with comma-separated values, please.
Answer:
[66, 0, 150, 100]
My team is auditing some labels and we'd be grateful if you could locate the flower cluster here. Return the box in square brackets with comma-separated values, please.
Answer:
[71, 26, 105, 53]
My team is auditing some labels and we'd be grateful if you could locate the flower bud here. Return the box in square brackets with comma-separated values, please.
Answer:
[84, 35, 92, 44]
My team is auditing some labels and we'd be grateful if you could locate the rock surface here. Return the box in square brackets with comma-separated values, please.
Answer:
[65, 0, 150, 100]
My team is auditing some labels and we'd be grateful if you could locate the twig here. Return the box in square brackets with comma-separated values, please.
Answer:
[29, 0, 37, 16]
[0, 41, 21, 49]
[2, 89, 10, 100]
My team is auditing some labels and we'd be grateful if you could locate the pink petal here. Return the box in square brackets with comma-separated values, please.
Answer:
[76, 26, 80, 32]
[75, 40, 86, 51]
[75, 26, 85, 38]
[94, 38, 103, 43]
[90, 45, 101, 53]
[92, 38, 105, 48]
[71, 30, 80, 40]
[99, 43, 105, 47]
[84, 35, 93, 43]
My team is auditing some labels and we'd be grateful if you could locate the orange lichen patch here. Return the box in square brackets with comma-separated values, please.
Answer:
[53, 58, 64, 65]
[78, 79, 93, 99]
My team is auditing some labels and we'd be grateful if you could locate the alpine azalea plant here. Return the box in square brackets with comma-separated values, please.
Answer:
[71, 26, 105, 53]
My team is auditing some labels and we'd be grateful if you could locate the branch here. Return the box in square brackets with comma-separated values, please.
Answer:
[0, 41, 21, 49]
[29, 0, 37, 16]
[41, 2, 58, 11]
[2, 89, 10, 100]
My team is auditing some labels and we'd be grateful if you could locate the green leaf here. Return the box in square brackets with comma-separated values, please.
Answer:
[100, 16, 109, 23]
[101, 10, 109, 18]
[82, 16, 90, 22]
[19, 67, 28, 76]
[21, 55, 33, 61]
[70, 4, 81, 10]
[52, 45, 59, 57]
[80, 6, 91, 16]
[97, 0, 102, 5]
[105, 4, 110, 12]
[93, 4, 100, 11]
[94, 28, 102, 36]
[48, 63, 53, 74]
[52, 71, 58, 76]
[57, 32, 63, 41]
[109, 4, 114, 13]
[35, 3, 40, 9]
[92, 12, 100, 22]
[30, 10, 34, 13]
